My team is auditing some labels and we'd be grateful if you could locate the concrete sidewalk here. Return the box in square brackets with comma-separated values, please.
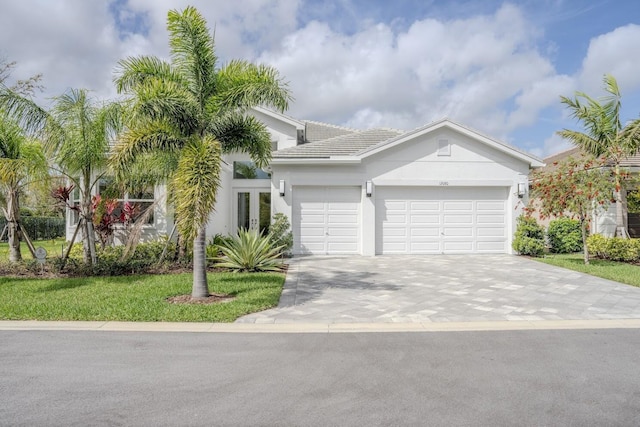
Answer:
[2, 319, 640, 333]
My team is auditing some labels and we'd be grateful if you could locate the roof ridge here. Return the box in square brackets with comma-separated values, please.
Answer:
[303, 119, 359, 132]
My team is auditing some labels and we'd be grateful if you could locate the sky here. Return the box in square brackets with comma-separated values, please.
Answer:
[1, 0, 640, 158]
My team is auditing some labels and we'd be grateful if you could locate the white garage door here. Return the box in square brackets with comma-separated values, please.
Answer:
[293, 186, 361, 255]
[376, 187, 507, 254]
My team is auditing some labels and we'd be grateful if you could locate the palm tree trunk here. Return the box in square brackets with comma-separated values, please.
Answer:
[7, 189, 22, 262]
[191, 224, 209, 299]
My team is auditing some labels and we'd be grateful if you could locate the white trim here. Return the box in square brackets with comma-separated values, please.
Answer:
[251, 106, 305, 130]
[271, 157, 361, 165]
[372, 179, 513, 187]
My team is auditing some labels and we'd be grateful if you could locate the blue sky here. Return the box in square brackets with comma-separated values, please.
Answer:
[1, 0, 640, 157]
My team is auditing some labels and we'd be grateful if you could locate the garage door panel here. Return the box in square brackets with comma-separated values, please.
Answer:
[294, 186, 361, 255]
[411, 214, 439, 224]
[477, 227, 506, 237]
[443, 241, 474, 251]
[411, 201, 439, 210]
[444, 215, 473, 224]
[376, 186, 508, 254]
[444, 227, 473, 237]
[477, 214, 505, 224]
[478, 201, 505, 211]
[299, 226, 325, 237]
[411, 227, 439, 237]
[410, 242, 440, 252]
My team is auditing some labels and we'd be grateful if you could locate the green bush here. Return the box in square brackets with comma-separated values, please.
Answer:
[512, 216, 545, 256]
[547, 218, 583, 253]
[587, 235, 640, 262]
[268, 213, 293, 256]
[215, 229, 284, 272]
[586, 234, 608, 259]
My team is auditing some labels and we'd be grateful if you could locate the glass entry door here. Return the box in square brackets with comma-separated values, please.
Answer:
[234, 189, 271, 234]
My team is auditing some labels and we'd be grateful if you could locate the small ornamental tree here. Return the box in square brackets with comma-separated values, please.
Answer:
[531, 156, 613, 264]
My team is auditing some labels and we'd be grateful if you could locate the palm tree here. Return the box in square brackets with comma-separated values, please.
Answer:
[0, 111, 47, 261]
[559, 74, 640, 238]
[111, 6, 291, 299]
[0, 87, 122, 264]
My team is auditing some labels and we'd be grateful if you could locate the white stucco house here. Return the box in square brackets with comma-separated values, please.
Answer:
[66, 107, 544, 255]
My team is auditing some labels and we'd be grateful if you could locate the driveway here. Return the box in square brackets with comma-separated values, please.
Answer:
[237, 255, 640, 324]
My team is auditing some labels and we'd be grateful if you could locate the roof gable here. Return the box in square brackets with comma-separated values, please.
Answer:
[358, 119, 544, 168]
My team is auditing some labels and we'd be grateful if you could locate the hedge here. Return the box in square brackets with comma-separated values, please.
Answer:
[0, 217, 65, 242]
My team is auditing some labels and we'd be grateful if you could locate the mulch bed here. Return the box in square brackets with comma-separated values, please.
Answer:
[166, 293, 235, 305]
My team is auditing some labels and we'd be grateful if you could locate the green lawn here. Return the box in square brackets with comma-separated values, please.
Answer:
[536, 253, 640, 288]
[0, 272, 285, 322]
[0, 238, 67, 260]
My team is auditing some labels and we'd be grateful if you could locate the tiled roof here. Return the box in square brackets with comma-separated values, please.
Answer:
[541, 146, 640, 171]
[303, 120, 357, 142]
[274, 128, 404, 158]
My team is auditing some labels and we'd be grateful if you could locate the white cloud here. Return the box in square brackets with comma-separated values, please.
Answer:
[259, 3, 563, 139]
[578, 24, 640, 94]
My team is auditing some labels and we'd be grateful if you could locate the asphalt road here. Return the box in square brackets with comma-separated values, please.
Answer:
[2, 329, 640, 426]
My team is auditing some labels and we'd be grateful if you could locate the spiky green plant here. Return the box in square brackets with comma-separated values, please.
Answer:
[216, 229, 284, 272]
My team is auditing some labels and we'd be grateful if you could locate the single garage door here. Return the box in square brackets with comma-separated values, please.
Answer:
[293, 186, 361, 255]
[376, 187, 507, 254]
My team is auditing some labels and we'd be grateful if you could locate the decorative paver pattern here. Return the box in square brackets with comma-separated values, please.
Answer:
[237, 255, 640, 324]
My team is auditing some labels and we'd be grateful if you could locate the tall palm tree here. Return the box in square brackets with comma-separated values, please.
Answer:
[111, 6, 291, 299]
[0, 87, 123, 264]
[559, 74, 640, 237]
[0, 111, 47, 261]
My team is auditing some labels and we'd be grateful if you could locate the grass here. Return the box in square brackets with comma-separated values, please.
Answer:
[0, 272, 285, 322]
[536, 253, 640, 288]
[0, 238, 67, 260]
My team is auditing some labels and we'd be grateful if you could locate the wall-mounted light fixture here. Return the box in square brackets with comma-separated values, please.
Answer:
[279, 180, 285, 197]
[517, 182, 526, 198]
[366, 180, 373, 197]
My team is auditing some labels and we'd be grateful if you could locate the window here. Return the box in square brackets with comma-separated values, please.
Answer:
[233, 161, 271, 179]
[98, 178, 155, 225]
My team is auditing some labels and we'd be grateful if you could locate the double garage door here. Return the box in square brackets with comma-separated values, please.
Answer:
[293, 186, 508, 255]
[376, 187, 507, 254]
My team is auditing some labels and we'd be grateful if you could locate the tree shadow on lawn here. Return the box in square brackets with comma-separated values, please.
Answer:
[31, 276, 137, 292]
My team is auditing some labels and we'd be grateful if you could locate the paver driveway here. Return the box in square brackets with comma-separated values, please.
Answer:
[237, 255, 640, 324]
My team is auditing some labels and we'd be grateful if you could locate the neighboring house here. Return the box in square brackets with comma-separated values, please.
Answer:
[66, 108, 545, 254]
[533, 147, 640, 238]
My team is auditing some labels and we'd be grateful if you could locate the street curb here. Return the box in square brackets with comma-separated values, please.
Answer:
[2, 319, 640, 333]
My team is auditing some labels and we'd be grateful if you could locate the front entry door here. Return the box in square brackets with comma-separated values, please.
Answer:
[234, 189, 271, 234]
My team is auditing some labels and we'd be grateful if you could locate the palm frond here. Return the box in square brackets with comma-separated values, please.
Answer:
[128, 77, 199, 136]
[0, 85, 51, 137]
[114, 55, 185, 94]
[557, 129, 605, 157]
[110, 120, 184, 171]
[209, 112, 272, 168]
[173, 135, 221, 240]
[167, 6, 217, 105]
[213, 60, 292, 113]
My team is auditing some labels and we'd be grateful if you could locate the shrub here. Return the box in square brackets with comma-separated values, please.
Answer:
[547, 218, 583, 253]
[586, 234, 608, 259]
[512, 216, 545, 256]
[215, 229, 284, 272]
[268, 213, 293, 256]
[587, 235, 640, 262]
